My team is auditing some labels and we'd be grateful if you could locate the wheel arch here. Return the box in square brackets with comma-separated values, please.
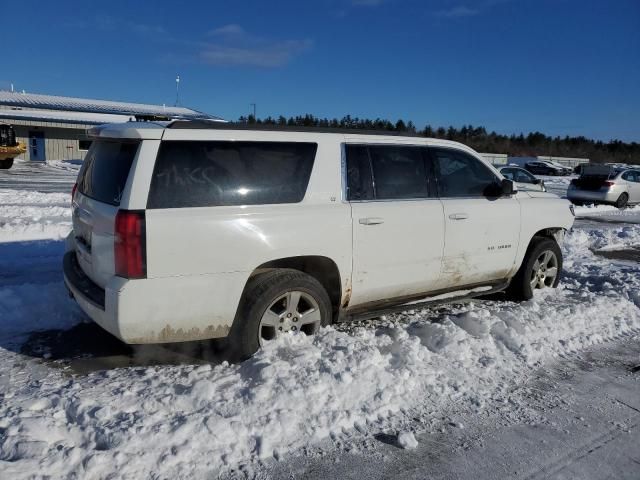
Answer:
[512, 226, 566, 278]
[524, 227, 566, 255]
[246, 255, 343, 321]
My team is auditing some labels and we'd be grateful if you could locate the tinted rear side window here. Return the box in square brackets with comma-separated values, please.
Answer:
[368, 145, 429, 200]
[77, 140, 139, 206]
[345, 145, 375, 201]
[147, 141, 317, 209]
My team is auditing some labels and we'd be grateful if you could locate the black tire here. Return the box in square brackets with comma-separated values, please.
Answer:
[0, 158, 14, 169]
[223, 269, 332, 361]
[615, 193, 629, 209]
[506, 237, 563, 301]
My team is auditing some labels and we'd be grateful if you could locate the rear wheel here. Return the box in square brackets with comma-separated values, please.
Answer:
[506, 237, 562, 301]
[615, 193, 629, 209]
[0, 158, 14, 169]
[224, 269, 332, 361]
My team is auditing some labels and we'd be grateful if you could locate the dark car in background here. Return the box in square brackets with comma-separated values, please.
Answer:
[525, 160, 571, 176]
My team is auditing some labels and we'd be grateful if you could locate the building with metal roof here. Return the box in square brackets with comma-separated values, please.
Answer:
[0, 91, 222, 162]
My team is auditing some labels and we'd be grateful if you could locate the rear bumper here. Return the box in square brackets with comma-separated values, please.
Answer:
[63, 251, 245, 344]
[567, 187, 621, 204]
[63, 252, 105, 310]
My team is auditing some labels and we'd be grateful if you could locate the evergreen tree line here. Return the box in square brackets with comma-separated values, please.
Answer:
[237, 114, 639, 165]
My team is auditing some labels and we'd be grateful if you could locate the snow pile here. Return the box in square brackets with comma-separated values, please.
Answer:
[0, 240, 82, 343]
[574, 204, 619, 216]
[565, 219, 640, 253]
[0, 189, 72, 242]
[1, 224, 639, 477]
[0, 183, 639, 477]
[397, 431, 418, 449]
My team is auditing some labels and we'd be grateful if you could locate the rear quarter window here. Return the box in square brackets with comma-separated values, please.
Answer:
[77, 140, 139, 206]
[147, 141, 317, 209]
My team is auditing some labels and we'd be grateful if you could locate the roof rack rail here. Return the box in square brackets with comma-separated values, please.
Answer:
[167, 120, 425, 137]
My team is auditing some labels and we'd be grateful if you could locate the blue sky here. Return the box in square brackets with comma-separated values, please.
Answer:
[3, 0, 639, 141]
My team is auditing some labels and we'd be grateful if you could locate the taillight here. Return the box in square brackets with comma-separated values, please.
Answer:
[114, 210, 146, 279]
[71, 183, 77, 202]
[603, 181, 615, 187]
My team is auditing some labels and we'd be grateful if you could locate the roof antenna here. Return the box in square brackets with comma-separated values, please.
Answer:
[175, 75, 180, 107]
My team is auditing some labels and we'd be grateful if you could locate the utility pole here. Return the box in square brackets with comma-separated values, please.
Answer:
[250, 103, 256, 120]
[175, 75, 180, 107]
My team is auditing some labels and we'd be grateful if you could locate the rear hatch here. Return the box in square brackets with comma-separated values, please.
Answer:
[73, 140, 139, 288]
[572, 165, 617, 191]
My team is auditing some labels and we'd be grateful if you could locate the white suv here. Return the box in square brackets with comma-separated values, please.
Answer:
[63, 121, 575, 359]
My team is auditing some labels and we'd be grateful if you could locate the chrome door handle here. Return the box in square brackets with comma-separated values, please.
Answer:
[448, 213, 469, 220]
[359, 217, 384, 225]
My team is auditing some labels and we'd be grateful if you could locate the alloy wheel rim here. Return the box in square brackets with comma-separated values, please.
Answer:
[530, 250, 559, 290]
[258, 290, 321, 346]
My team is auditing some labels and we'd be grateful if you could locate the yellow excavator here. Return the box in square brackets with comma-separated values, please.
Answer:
[0, 122, 26, 169]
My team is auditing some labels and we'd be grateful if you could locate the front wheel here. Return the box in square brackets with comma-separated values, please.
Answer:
[223, 269, 332, 361]
[506, 237, 562, 301]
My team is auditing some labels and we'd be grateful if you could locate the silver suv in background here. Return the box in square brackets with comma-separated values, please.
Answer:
[64, 121, 575, 360]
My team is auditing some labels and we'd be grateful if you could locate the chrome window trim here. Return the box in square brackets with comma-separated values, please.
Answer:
[348, 197, 442, 204]
[340, 142, 348, 203]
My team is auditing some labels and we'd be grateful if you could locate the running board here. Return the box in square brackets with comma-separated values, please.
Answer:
[339, 280, 511, 323]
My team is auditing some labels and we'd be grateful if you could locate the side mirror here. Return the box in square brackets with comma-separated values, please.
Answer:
[532, 178, 542, 185]
[501, 178, 517, 196]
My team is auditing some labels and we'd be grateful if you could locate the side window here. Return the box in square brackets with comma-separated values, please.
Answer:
[345, 145, 374, 201]
[622, 171, 639, 182]
[515, 169, 535, 183]
[431, 148, 500, 198]
[368, 145, 429, 200]
[147, 141, 317, 208]
[501, 168, 515, 180]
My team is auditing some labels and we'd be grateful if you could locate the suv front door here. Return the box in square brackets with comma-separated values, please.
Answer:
[345, 144, 445, 306]
[430, 147, 520, 287]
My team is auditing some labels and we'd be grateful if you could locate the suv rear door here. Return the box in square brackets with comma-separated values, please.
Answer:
[430, 147, 520, 287]
[73, 140, 139, 287]
[346, 143, 445, 306]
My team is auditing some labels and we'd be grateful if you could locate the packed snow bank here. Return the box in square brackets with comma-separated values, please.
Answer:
[574, 204, 620, 216]
[0, 240, 82, 343]
[0, 189, 72, 242]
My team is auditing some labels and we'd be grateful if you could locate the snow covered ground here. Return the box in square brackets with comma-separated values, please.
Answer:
[0, 162, 639, 478]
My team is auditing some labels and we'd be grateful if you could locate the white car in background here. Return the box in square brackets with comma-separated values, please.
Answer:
[63, 121, 575, 360]
[568, 165, 640, 208]
[499, 166, 546, 192]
